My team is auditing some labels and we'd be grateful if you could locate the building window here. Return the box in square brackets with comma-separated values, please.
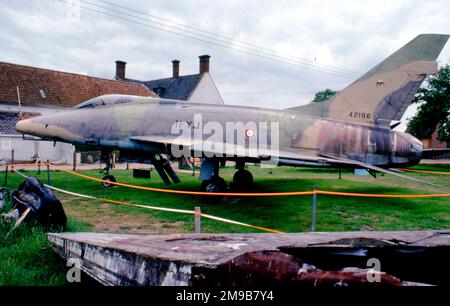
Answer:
[154, 87, 165, 96]
[39, 89, 46, 99]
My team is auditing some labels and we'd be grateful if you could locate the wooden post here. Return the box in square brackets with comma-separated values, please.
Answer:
[339, 168, 342, 179]
[73, 151, 77, 171]
[126, 162, 129, 170]
[194, 207, 201, 233]
[46, 159, 50, 185]
[11, 149, 14, 171]
[312, 185, 317, 232]
[4, 165, 8, 187]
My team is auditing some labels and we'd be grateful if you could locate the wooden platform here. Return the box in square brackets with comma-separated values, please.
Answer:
[48, 230, 450, 286]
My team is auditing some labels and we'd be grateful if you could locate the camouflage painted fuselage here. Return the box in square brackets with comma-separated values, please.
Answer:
[16, 95, 422, 168]
[15, 34, 450, 188]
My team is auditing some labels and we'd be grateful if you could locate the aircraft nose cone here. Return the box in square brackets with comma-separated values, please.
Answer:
[15, 118, 32, 134]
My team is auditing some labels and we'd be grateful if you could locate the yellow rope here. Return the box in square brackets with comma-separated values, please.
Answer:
[400, 168, 450, 175]
[6, 163, 450, 198]
[53, 164, 450, 199]
[316, 190, 450, 198]
[11, 168, 285, 234]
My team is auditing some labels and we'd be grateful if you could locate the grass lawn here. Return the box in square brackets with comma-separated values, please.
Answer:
[0, 163, 449, 285]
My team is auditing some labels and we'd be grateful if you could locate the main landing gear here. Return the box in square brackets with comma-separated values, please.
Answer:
[200, 176, 227, 193]
[100, 151, 116, 188]
[231, 160, 253, 191]
[200, 159, 227, 192]
[200, 159, 254, 193]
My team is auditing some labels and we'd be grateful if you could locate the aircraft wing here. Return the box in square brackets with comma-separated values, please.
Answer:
[319, 153, 446, 189]
[130, 135, 446, 189]
[130, 135, 202, 148]
[130, 135, 261, 159]
[130, 135, 349, 164]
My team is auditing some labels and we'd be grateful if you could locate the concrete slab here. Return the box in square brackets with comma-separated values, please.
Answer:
[48, 230, 450, 286]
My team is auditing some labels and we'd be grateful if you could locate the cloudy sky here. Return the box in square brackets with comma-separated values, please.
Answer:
[2, 0, 450, 130]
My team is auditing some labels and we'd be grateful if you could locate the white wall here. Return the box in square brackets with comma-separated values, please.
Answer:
[0, 135, 76, 164]
[188, 73, 224, 105]
[0, 103, 75, 164]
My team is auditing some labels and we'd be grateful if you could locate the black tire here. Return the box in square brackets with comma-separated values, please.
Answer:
[232, 169, 254, 190]
[102, 175, 116, 188]
[201, 176, 227, 192]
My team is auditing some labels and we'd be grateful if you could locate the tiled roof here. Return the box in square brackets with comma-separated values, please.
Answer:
[0, 61, 156, 108]
[0, 111, 40, 134]
[143, 74, 201, 100]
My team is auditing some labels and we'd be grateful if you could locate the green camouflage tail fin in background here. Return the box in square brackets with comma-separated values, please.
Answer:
[290, 34, 449, 126]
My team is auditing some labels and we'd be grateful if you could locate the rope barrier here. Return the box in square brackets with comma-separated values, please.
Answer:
[4, 162, 450, 198]
[11, 168, 284, 234]
[7, 163, 450, 235]
[50, 163, 450, 199]
[0, 163, 46, 168]
[400, 168, 450, 175]
[315, 190, 450, 198]
[50, 163, 315, 197]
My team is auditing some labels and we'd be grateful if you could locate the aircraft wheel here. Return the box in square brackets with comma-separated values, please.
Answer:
[232, 169, 254, 190]
[102, 175, 116, 188]
[201, 176, 226, 193]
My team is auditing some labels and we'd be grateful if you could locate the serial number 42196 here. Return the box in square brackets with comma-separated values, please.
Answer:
[349, 112, 371, 119]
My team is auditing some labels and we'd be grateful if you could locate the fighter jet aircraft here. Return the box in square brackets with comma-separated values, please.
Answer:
[16, 34, 450, 191]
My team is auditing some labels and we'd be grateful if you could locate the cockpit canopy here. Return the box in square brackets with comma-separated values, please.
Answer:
[73, 94, 155, 109]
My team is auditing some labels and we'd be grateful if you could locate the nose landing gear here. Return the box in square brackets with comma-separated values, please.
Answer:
[101, 175, 116, 188]
[100, 151, 116, 188]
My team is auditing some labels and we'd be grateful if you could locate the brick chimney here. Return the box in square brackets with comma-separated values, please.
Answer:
[115, 60, 127, 80]
[172, 60, 180, 78]
[199, 55, 210, 74]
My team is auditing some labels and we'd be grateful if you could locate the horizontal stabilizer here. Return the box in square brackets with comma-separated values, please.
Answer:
[422, 148, 450, 159]
[320, 153, 447, 190]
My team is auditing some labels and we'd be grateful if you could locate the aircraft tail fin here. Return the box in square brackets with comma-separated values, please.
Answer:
[290, 34, 449, 126]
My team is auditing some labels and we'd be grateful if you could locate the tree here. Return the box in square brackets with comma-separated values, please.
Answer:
[406, 64, 450, 144]
[312, 89, 338, 103]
